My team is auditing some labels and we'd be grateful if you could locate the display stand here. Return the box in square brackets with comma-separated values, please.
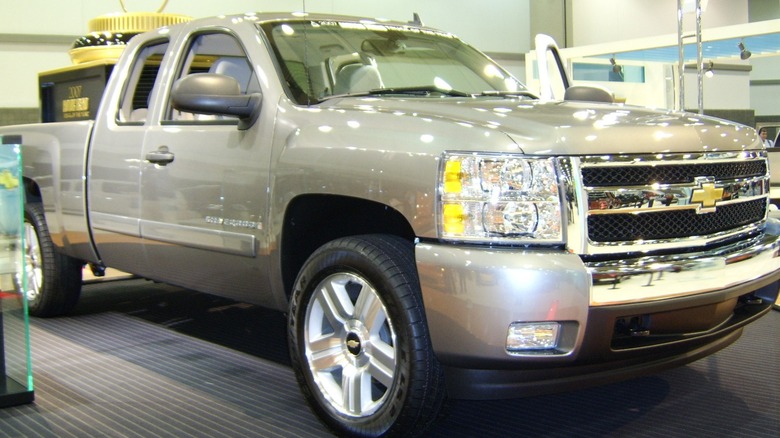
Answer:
[0, 135, 34, 407]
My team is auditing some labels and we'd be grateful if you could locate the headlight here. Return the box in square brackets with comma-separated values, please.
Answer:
[438, 152, 563, 244]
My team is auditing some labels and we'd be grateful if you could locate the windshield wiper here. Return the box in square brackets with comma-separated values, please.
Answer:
[368, 86, 472, 98]
[316, 87, 539, 104]
[317, 86, 472, 103]
[478, 90, 539, 99]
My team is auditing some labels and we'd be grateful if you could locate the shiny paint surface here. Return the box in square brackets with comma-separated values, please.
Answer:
[281, 97, 762, 155]
[416, 234, 780, 367]
[415, 242, 590, 366]
[3, 121, 98, 263]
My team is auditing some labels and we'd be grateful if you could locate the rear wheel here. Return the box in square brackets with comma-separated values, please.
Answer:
[23, 202, 83, 317]
[289, 234, 445, 437]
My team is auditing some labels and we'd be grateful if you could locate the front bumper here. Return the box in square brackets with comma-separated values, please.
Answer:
[415, 231, 780, 399]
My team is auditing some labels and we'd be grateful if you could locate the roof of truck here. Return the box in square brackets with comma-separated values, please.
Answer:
[177, 11, 435, 31]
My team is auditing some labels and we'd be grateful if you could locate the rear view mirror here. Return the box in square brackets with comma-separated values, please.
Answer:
[171, 73, 262, 130]
[534, 34, 614, 104]
[564, 85, 615, 103]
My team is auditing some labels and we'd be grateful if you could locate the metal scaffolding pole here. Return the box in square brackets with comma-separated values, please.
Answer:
[677, 0, 685, 111]
[696, 0, 703, 114]
[677, 0, 705, 114]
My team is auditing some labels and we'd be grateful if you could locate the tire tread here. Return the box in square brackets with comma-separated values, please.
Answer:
[24, 202, 82, 317]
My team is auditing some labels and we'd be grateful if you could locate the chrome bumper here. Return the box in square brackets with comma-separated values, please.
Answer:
[587, 231, 780, 306]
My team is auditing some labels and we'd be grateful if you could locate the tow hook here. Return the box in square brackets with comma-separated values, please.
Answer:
[616, 315, 651, 337]
[630, 328, 651, 337]
[741, 294, 763, 305]
[89, 263, 106, 277]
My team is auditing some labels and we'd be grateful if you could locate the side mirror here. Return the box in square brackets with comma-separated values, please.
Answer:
[534, 34, 570, 101]
[535, 34, 615, 104]
[564, 85, 615, 103]
[171, 73, 262, 130]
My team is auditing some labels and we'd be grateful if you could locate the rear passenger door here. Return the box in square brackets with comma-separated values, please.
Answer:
[88, 36, 169, 274]
[139, 30, 273, 305]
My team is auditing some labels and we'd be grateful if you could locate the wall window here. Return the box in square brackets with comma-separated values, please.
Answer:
[572, 62, 646, 83]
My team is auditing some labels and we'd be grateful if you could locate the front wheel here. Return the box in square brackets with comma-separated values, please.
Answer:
[289, 234, 445, 437]
[23, 202, 83, 317]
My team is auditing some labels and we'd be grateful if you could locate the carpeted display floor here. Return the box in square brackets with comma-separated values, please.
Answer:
[1, 279, 778, 437]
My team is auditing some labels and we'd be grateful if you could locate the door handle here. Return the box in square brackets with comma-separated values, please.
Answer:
[146, 146, 175, 165]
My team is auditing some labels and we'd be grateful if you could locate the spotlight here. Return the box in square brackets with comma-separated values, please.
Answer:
[609, 56, 622, 74]
[704, 60, 714, 78]
[738, 41, 751, 60]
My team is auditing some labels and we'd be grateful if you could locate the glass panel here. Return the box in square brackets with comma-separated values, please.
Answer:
[0, 138, 34, 407]
[259, 20, 527, 104]
[572, 62, 646, 83]
[116, 39, 169, 124]
[164, 32, 255, 122]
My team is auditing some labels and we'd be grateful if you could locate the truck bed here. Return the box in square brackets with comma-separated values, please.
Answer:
[0, 120, 96, 262]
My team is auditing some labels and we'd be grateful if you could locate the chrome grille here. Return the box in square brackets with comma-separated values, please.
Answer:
[588, 197, 767, 242]
[573, 152, 770, 251]
[582, 160, 767, 186]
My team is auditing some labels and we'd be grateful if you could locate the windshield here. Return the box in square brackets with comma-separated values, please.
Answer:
[259, 20, 530, 104]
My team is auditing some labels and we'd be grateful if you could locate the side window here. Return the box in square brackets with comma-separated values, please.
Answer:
[165, 32, 259, 122]
[117, 39, 169, 123]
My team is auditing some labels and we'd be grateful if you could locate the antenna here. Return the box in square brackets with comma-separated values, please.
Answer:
[410, 13, 423, 26]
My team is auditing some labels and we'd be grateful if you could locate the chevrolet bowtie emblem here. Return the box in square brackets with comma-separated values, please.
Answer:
[690, 182, 723, 213]
[347, 339, 360, 349]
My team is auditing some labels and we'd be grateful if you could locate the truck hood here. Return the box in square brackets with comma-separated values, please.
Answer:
[320, 97, 760, 155]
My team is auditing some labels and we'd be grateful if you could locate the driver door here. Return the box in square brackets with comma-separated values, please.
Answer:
[139, 31, 272, 305]
[534, 34, 571, 101]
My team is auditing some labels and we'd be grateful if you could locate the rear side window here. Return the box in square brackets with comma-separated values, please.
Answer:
[116, 39, 169, 124]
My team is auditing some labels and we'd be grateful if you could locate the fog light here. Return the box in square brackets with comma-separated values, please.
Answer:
[507, 322, 560, 351]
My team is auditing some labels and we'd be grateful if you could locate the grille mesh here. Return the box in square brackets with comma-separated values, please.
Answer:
[582, 161, 767, 187]
[588, 198, 767, 242]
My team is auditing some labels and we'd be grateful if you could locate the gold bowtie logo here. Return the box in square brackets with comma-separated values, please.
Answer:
[347, 339, 360, 349]
[690, 182, 723, 213]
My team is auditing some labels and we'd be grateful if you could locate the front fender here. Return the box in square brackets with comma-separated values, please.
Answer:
[272, 101, 519, 238]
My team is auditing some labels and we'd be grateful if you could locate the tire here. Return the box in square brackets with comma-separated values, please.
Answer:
[23, 202, 83, 317]
[288, 234, 446, 437]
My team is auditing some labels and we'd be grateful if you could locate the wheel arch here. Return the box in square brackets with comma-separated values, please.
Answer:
[23, 176, 42, 203]
[280, 194, 416, 299]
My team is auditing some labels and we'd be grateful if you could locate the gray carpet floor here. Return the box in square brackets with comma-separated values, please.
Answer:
[0, 279, 778, 437]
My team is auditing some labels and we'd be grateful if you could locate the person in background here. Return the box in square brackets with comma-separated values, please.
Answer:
[759, 127, 774, 147]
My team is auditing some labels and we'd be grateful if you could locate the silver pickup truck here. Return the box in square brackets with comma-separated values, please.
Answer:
[2, 12, 779, 437]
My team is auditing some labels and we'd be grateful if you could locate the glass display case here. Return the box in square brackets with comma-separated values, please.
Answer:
[0, 136, 34, 407]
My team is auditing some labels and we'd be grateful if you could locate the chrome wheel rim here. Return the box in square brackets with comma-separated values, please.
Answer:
[304, 272, 397, 417]
[23, 222, 43, 303]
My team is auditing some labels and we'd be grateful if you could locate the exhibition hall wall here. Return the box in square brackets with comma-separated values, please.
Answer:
[571, 0, 749, 45]
[0, 0, 777, 118]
